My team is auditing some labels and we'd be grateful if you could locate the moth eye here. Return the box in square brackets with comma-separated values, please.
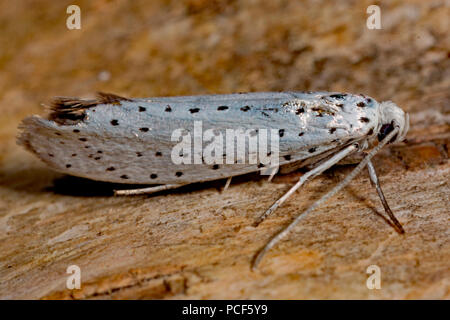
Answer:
[377, 122, 396, 142]
[150, 174, 157, 179]
[212, 164, 220, 170]
[155, 151, 162, 156]
[175, 171, 183, 177]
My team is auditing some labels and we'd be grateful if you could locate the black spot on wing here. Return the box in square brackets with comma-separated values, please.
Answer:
[329, 94, 347, 99]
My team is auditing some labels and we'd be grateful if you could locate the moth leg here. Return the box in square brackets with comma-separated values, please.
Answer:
[251, 127, 400, 271]
[254, 144, 358, 227]
[114, 184, 184, 196]
[367, 159, 405, 234]
[223, 177, 232, 191]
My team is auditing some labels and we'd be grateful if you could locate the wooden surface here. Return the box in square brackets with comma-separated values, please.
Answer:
[0, 0, 449, 299]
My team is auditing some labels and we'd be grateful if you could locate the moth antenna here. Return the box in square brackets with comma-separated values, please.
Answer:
[252, 126, 401, 271]
[367, 159, 405, 234]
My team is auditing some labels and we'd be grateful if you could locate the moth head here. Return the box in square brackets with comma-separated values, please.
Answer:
[377, 101, 409, 144]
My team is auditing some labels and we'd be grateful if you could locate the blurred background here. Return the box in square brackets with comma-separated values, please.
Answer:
[0, 0, 449, 299]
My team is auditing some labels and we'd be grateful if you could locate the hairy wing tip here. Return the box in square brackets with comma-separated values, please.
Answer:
[48, 92, 130, 125]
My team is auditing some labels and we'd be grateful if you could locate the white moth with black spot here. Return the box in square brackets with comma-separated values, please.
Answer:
[18, 91, 409, 269]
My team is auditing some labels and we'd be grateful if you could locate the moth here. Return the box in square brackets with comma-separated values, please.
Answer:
[18, 91, 409, 269]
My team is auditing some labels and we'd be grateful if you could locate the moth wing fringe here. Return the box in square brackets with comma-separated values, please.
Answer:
[47, 92, 130, 125]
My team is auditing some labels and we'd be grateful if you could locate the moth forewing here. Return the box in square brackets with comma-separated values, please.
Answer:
[18, 91, 378, 186]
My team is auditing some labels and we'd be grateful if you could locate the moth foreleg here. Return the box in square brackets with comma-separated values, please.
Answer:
[253, 144, 358, 227]
[114, 184, 184, 196]
[366, 159, 405, 234]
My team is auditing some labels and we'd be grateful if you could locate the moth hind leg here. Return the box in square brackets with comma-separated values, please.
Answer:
[114, 184, 185, 196]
